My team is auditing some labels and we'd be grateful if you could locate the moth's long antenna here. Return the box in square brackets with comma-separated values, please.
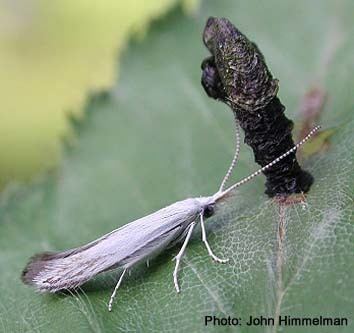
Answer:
[213, 125, 321, 202]
[219, 111, 241, 192]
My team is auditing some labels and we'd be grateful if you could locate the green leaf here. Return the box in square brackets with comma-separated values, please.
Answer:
[1, 1, 353, 332]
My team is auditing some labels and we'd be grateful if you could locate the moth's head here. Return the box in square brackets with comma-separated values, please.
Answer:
[203, 203, 215, 218]
[196, 196, 216, 219]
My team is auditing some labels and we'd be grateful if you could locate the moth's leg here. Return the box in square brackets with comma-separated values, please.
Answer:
[200, 212, 229, 263]
[108, 267, 127, 312]
[173, 221, 196, 293]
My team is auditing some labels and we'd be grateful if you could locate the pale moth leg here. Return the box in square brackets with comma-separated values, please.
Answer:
[173, 221, 196, 293]
[200, 212, 229, 263]
[108, 267, 127, 311]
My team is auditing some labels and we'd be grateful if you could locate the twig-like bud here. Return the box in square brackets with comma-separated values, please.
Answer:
[201, 17, 314, 197]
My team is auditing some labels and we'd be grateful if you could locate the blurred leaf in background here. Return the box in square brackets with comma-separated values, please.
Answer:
[0, 0, 353, 332]
[0, 0, 198, 188]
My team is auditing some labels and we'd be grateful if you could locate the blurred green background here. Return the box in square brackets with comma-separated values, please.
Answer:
[0, 0, 197, 189]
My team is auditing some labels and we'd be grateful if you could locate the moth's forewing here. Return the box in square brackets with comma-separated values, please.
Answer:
[22, 198, 204, 292]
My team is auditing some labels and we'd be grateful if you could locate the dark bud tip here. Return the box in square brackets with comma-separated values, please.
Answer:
[203, 17, 242, 49]
[203, 17, 217, 48]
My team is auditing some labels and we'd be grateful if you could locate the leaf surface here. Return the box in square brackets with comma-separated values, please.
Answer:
[0, 1, 353, 332]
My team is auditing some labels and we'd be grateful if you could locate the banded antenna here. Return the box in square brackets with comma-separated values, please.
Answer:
[214, 125, 321, 202]
[218, 111, 241, 192]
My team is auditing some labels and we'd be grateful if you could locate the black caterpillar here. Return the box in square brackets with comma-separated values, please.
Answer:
[201, 17, 314, 197]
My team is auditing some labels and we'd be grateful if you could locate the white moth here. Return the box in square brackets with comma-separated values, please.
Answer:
[21, 125, 320, 311]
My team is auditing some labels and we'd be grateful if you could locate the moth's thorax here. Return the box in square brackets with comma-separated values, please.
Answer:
[195, 196, 215, 207]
